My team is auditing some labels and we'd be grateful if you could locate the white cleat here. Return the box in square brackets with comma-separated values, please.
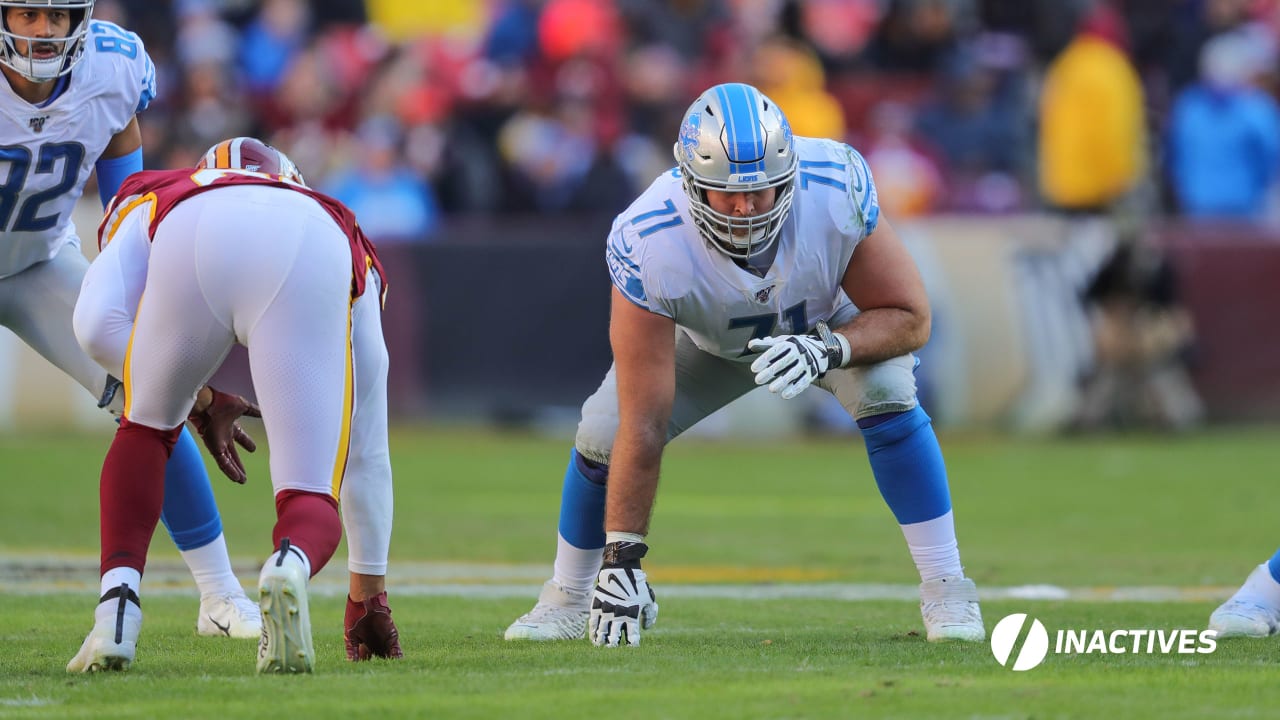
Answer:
[920, 575, 986, 642]
[504, 580, 590, 641]
[198, 590, 263, 639]
[1209, 564, 1280, 638]
[67, 584, 142, 673]
[256, 540, 314, 674]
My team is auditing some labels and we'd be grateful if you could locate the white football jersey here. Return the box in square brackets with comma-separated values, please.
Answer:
[607, 136, 881, 362]
[0, 20, 155, 278]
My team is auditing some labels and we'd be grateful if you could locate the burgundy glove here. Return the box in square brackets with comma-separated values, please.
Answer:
[345, 592, 403, 660]
[187, 387, 261, 484]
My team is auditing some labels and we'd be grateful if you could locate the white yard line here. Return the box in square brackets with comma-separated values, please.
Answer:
[0, 555, 1233, 601]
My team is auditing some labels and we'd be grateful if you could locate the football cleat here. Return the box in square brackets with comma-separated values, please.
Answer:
[67, 583, 142, 673]
[504, 580, 591, 641]
[197, 589, 263, 639]
[256, 539, 314, 674]
[345, 591, 404, 660]
[920, 575, 986, 642]
[1209, 564, 1280, 638]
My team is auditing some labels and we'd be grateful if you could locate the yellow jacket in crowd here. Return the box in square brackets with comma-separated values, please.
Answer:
[1038, 35, 1147, 210]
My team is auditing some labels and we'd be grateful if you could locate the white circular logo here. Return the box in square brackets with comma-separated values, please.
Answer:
[990, 613, 1049, 671]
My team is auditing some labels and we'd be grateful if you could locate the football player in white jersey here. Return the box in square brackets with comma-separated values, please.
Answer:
[505, 83, 985, 647]
[0, 0, 260, 642]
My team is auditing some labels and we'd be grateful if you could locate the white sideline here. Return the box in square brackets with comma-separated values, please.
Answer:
[0, 555, 1234, 602]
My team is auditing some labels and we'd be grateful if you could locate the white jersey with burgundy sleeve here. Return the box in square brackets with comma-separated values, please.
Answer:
[0, 20, 155, 279]
[606, 135, 881, 362]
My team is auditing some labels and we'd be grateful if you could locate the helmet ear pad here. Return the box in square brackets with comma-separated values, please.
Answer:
[673, 82, 797, 260]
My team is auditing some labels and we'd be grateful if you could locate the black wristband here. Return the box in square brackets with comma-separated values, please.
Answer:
[602, 541, 648, 569]
[97, 374, 122, 409]
[812, 320, 847, 371]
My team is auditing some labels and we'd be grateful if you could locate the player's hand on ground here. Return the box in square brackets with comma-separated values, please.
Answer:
[749, 334, 832, 399]
[590, 541, 659, 647]
[591, 567, 658, 647]
[187, 387, 261, 484]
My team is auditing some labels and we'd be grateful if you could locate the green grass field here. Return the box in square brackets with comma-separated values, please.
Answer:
[3, 425, 1279, 718]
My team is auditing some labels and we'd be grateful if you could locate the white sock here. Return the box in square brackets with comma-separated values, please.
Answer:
[262, 542, 311, 582]
[97, 567, 143, 628]
[900, 510, 964, 582]
[100, 566, 142, 600]
[552, 534, 603, 593]
[1237, 563, 1280, 606]
[180, 533, 245, 598]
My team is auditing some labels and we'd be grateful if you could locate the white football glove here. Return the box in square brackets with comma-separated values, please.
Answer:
[748, 322, 849, 400]
[590, 542, 659, 647]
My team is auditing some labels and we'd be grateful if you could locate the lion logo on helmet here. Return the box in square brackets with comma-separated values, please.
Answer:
[678, 112, 702, 162]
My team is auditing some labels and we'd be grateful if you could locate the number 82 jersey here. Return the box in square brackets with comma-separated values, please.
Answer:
[0, 20, 155, 279]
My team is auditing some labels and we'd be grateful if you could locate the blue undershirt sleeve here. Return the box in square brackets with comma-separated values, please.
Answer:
[95, 146, 143, 208]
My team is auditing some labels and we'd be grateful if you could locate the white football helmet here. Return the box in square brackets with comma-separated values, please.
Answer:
[198, 136, 307, 187]
[673, 82, 797, 260]
[0, 0, 95, 82]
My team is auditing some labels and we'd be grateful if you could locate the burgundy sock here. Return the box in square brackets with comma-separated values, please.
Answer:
[273, 489, 341, 577]
[100, 419, 182, 575]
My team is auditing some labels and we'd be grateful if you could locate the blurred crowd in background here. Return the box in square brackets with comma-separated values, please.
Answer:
[91, 0, 1280, 245]
[54, 0, 1277, 432]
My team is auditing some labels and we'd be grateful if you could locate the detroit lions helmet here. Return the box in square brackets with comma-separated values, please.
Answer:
[0, 0, 95, 82]
[673, 83, 797, 260]
[198, 137, 307, 187]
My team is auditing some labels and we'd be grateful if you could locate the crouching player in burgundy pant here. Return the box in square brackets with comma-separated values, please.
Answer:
[67, 138, 401, 674]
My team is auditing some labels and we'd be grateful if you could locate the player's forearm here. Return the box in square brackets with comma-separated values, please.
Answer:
[833, 306, 930, 366]
[95, 148, 142, 209]
[72, 267, 135, 378]
[604, 424, 665, 535]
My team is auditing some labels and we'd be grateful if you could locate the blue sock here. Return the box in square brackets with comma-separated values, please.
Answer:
[557, 449, 607, 549]
[858, 405, 952, 524]
[159, 427, 223, 551]
[1267, 549, 1280, 585]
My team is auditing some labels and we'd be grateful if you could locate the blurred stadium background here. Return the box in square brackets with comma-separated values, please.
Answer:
[3, 0, 1279, 438]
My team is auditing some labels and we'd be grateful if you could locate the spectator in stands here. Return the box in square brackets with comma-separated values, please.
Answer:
[1164, 0, 1256, 94]
[324, 116, 438, 416]
[866, 0, 970, 74]
[324, 116, 439, 243]
[1038, 2, 1147, 215]
[1166, 31, 1280, 221]
[863, 100, 944, 218]
[753, 35, 847, 141]
[616, 0, 733, 65]
[914, 43, 1027, 212]
[791, 0, 880, 70]
[616, 44, 688, 191]
[239, 0, 310, 97]
[1020, 0, 1150, 433]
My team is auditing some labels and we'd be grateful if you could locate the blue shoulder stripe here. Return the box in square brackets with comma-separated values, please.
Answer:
[136, 53, 156, 113]
[606, 235, 647, 306]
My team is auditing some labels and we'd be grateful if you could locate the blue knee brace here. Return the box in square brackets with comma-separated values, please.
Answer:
[557, 449, 607, 549]
[159, 426, 224, 550]
[859, 405, 952, 525]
